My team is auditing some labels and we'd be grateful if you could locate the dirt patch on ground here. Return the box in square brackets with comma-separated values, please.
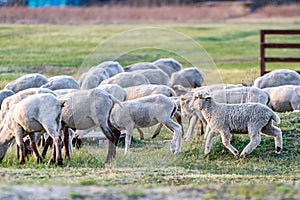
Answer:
[0, 3, 299, 24]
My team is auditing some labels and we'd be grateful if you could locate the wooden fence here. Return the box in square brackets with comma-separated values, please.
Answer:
[260, 29, 300, 76]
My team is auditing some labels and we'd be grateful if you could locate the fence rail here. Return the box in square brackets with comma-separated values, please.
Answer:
[260, 29, 300, 76]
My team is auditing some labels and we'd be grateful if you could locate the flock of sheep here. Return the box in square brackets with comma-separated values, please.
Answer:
[0, 57, 299, 166]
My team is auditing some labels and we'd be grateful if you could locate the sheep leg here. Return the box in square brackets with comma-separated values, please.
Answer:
[197, 119, 204, 138]
[164, 119, 182, 154]
[136, 128, 145, 140]
[43, 125, 63, 166]
[174, 111, 184, 137]
[124, 128, 133, 154]
[29, 133, 43, 164]
[61, 127, 71, 161]
[240, 131, 261, 158]
[184, 114, 198, 141]
[151, 123, 163, 139]
[204, 130, 219, 155]
[220, 131, 239, 157]
[261, 123, 283, 154]
[15, 127, 25, 164]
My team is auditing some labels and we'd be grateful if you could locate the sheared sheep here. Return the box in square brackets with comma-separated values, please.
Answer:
[97, 84, 128, 101]
[110, 94, 182, 154]
[152, 58, 182, 77]
[100, 72, 150, 88]
[169, 67, 204, 88]
[254, 69, 300, 89]
[190, 90, 282, 157]
[0, 93, 66, 165]
[124, 62, 158, 72]
[263, 85, 300, 112]
[4, 73, 48, 93]
[79, 68, 109, 90]
[133, 69, 170, 85]
[96, 61, 124, 77]
[0, 89, 15, 108]
[41, 75, 80, 90]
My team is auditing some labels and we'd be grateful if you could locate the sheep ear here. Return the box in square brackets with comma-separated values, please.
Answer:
[203, 93, 212, 100]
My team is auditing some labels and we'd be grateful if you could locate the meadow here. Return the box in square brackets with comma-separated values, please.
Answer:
[0, 21, 300, 199]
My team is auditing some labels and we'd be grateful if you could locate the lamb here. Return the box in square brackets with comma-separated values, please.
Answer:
[253, 69, 300, 89]
[263, 85, 300, 112]
[5, 73, 48, 93]
[0, 93, 66, 165]
[0, 89, 15, 108]
[41, 75, 80, 90]
[190, 90, 282, 157]
[100, 72, 150, 88]
[133, 69, 170, 85]
[152, 58, 182, 77]
[169, 67, 204, 88]
[110, 94, 182, 154]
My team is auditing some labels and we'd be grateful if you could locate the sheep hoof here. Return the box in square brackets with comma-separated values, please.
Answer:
[275, 146, 282, 154]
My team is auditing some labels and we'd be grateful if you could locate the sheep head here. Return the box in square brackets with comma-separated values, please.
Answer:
[190, 90, 212, 110]
[0, 142, 9, 162]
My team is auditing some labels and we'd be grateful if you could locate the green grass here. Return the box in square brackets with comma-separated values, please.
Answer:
[0, 22, 300, 198]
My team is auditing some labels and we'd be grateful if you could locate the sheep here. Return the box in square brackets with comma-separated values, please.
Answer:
[253, 69, 300, 89]
[0, 93, 66, 165]
[0, 88, 56, 123]
[41, 75, 80, 90]
[97, 84, 128, 101]
[124, 62, 158, 72]
[110, 94, 182, 154]
[4, 73, 48, 93]
[190, 90, 282, 157]
[172, 85, 190, 96]
[100, 72, 150, 88]
[96, 61, 124, 77]
[53, 89, 80, 96]
[123, 84, 181, 140]
[0, 89, 15, 108]
[263, 85, 300, 112]
[56, 89, 122, 162]
[152, 58, 182, 77]
[132, 69, 170, 85]
[169, 67, 204, 88]
[79, 68, 110, 90]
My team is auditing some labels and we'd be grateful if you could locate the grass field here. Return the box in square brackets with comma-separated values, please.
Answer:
[0, 21, 300, 199]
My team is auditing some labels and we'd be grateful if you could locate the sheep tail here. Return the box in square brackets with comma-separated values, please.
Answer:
[271, 110, 280, 124]
[109, 95, 123, 108]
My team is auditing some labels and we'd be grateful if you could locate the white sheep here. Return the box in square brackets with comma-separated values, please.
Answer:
[263, 85, 300, 112]
[190, 90, 282, 157]
[79, 68, 109, 90]
[96, 61, 124, 77]
[152, 58, 182, 77]
[100, 72, 150, 88]
[110, 94, 182, 154]
[41, 75, 80, 90]
[4, 73, 48, 93]
[169, 67, 204, 88]
[254, 69, 300, 89]
[133, 69, 170, 85]
[0, 93, 66, 165]
[0, 89, 15, 108]
[124, 62, 158, 72]
[97, 84, 128, 101]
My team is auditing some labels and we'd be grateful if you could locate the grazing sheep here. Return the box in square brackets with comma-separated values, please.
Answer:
[100, 72, 150, 88]
[57, 89, 122, 162]
[263, 85, 300, 112]
[152, 58, 182, 77]
[0, 93, 66, 165]
[53, 89, 80, 96]
[172, 85, 190, 96]
[41, 75, 80, 90]
[5, 73, 48, 93]
[110, 94, 182, 154]
[0, 89, 15, 108]
[0, 88, 56, 123]
[97, 84, 128, 101]
[124, 62, 158, 72]
[96, 61, 124, 77]
[79, 68, 110, 90]
[124, 84, 181, 140]
[190, 90, 282, 157]
[133, 69, 170, 85]
[254, 69, 300, 89]
[169, 67, 204, 88]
